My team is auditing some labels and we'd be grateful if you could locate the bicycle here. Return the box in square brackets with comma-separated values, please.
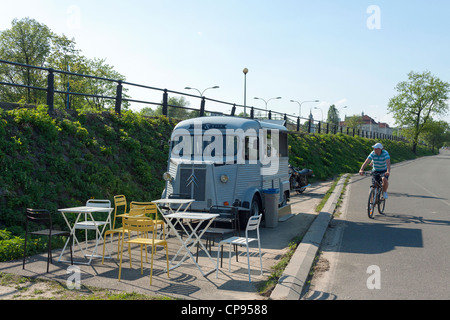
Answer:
[364, 171, 386, 219]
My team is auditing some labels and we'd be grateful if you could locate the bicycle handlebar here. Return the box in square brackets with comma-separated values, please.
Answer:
[361, 171, 384, 176]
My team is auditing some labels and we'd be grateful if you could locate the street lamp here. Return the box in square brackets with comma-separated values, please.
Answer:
[314, 106, 323, 121]
[243, 68, 248, 117]
[254, 96, 282, 118]
[337, 105, 348, 126]
[290, 99, 319, 118]
[185, 86, 220, 96]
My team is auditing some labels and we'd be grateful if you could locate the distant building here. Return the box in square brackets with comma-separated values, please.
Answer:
[340, 113, 394, 136]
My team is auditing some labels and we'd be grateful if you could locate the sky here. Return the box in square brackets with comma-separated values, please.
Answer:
[1, 0, 450, 126]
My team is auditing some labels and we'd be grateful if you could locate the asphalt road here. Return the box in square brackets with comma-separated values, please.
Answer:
[304, 149, 450, 300]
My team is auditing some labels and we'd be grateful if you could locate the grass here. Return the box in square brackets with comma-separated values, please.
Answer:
[257, 235, 303, 297]
[0, 272, 177, 300]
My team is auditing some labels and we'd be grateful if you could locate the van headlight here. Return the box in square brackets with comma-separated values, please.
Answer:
[220, 174, 229, 183]
[163, 172, 172, 181]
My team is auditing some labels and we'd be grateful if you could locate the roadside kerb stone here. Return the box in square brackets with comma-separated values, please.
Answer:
[270, 174, 348, 300]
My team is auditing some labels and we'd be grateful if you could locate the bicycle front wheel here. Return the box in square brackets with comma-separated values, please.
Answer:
[367, 188, 376, 219]
[378, 189, 386, 214]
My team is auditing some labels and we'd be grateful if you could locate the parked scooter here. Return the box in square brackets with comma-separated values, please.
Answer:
[289, 164, 314, 194]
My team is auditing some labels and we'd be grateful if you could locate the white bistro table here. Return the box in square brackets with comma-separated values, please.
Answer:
[152, 198, 195, 237]
[163, 212, 219, 277]
[57, 206, 113, 265]
[152, 198, 195, 214]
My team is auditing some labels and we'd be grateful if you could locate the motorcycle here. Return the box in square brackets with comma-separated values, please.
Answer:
[289, 164, 314, 194]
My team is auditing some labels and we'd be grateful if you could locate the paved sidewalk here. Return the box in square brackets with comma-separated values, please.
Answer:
[0, 180, 333, 300]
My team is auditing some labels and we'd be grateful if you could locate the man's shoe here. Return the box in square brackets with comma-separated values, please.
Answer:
[383, 192, 388, 199]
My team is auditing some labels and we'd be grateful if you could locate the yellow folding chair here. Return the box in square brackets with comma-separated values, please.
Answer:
[118, 216, 169, 285]
[102, 195, 128, 263]
[130, 202, 166, 239]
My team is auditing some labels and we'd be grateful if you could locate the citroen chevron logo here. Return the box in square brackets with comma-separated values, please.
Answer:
[186, 173, 198, 188]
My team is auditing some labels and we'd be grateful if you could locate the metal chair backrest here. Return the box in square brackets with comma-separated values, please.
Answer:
[130, 202, 159, 219]
[122, 216, 155, 233]
[114, 195, 127, 211]
[246, 214, 262, 231]
[86, 199, 111, 208]
[245, 214, 262, 240]
[113, 195, 127, 228]
[128, 207, 146, 217]
[26, 208, 52, 229]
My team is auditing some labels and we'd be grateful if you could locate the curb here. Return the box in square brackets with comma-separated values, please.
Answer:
[270, 174, 348, 300]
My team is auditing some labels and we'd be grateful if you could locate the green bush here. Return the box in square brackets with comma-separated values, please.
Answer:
[0, 229, 26, 262]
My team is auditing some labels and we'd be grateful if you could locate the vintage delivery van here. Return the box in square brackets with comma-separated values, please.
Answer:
[161, 116, 290, 223]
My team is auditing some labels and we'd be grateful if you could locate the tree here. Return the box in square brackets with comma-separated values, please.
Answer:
[421, 119, 450, 152]
[388, 71, 450, 153]
[0, 17, 52, 104]
[344, 115, 364, 130]
[0, 17, 127, 112]
[143, 96, 192, 119]
[327, 104, 339, 126]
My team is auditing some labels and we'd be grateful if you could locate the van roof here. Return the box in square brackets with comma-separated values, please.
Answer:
[173, 116, 288, 132]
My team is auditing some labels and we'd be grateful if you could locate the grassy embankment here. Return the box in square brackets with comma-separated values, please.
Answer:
[0, 105, 436, 261]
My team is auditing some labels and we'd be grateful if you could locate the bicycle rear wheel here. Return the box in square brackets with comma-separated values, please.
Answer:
[367, 188, 376, 219]
[378, 188, 386, 214]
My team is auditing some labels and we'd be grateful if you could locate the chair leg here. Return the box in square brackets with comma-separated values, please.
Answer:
[101, 232, 108, 264]
[69, 236, 74, 265]
[165, 244, 170, 279]
[216, 243, 221, 279]
[246, 245, 251, 282]
[118, 234, 125, 281]
[258, 245, 263, 276]
[22, 234, 28, 270]
[228, 243, 232, 272]
[140, 244, 144, 275]
[47, 237, 52, 273]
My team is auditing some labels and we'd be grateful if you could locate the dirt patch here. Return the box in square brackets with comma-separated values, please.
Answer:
[313, 256, 330, 276]
[0, 273, 162, 300]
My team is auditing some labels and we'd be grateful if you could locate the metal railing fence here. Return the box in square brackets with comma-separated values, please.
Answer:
[0, 59, 402, 141]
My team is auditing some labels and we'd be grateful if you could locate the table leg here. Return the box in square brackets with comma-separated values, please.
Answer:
[166, 217, 217, 277]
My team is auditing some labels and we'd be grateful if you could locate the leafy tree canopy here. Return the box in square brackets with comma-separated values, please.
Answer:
[0, 17, 128, 112]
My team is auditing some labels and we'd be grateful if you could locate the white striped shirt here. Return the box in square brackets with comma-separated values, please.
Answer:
[368, 150, 390, 171]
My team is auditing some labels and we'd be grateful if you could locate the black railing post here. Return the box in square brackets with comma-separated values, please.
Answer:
[318, 121, 321, 134]
[250, 107, 254, 119]
[162, 89, 168, 116]
[231, 104, 236, 116]
[46, 68, 54, 113]
[200, 97, 205, 117]
[115, 80, 123, 115]
[268, 110, 272, 120]
[297, 117, 300, 131]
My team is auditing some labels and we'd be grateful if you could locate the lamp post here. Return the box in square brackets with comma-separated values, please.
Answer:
[243, 68, 248, 117]
[290, 100, 319, 118]
[314, 106, 323, 121]
[185, 85, 220, 97]
[254, 96, 281, 118]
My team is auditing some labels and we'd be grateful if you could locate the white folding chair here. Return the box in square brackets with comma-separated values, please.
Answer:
[74, 199, 112, 260]
[216, 214, 263, 282]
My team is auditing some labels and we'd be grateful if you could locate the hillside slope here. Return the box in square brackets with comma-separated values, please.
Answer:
[0, 106, 435, 232]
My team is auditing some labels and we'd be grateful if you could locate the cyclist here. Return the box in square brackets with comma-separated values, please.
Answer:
[359, 143, 391, 199]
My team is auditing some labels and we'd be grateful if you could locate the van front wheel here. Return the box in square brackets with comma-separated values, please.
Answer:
[250, 195, 261, 217]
